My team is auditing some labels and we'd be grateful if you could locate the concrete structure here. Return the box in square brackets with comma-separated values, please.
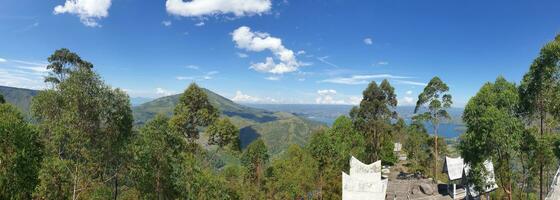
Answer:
[343, 156, 388, 200]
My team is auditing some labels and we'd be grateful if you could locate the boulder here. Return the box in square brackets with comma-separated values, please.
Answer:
[419, 183, 434, 195]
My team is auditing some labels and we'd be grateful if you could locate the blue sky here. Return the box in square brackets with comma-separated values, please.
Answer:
[1, 0, 559, 107]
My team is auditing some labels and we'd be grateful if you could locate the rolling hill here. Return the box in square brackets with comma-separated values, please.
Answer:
[0, 86, 38, 115]
[133, 88, 326, 155]
[0, 85, 325, 155]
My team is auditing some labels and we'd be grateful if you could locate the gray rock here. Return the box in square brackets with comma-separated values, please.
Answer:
[419, 183, 433, 195]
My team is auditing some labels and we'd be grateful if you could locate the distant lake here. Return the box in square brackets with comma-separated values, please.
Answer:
[308, 116, 465, 138]
[246, 104, 466, 138]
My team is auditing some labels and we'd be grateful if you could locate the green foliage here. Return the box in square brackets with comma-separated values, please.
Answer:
[267, 145, 318, 199]
[170, 83, 219, 142]
[241, 139, 269, 187]
[518, 34, 560, 199]
[414, 76, 452, 180]
[0, 93, 4, 104]
[0, 104, 43, 199]
[31, 49, 133, 199]
[130, 115, 183, 199]
[45, 48, 93, 84]
[404, 122, 430, 173]
[207, 117, 240, 151]
[351, 79, 397, 163]
[174, 153, 236, 200]
[33, 157, 73, 199]
[459, 77, 522, 196]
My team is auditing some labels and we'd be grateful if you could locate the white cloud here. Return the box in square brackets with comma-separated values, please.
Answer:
[186, 65, 199, 70]
[53, 0, 112, 27]
[162, 20, 172, 26]
[232, 26, 304, 74]
[364, 38, 373, 45]
[349, 96, 362, 105]
[236, 52, 248, 58]
[401, 96, 415, 105]
[265, 76, 280, 81]
[0, 59, 48, 89]
[156, 87, 175, 97]
[320, 74, 410, 85]
[315, 89, 355, 105]
[406, 90, 413, 95]
[317, 56, 340, 68]
[166, 0, 271, 17]
[317, 89, 336, 95]
[395, 80, 427, 86]
[176, 70, 218, 81]
[296, 50, 306, 55]
[377, 61, 388, 65]
[195, 21, 205, 26]
[231, 90, 279, 104]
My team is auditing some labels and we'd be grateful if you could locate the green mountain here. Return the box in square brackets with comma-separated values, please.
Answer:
[0, 86, 38, 115]
[133, 88, 326, 155]
[0, 85, 326, 155]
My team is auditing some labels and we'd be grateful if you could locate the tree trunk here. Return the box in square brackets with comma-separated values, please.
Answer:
[113, 172, 118, 200]
[540, 107, 545, 200]
[434, 125, 438, 182]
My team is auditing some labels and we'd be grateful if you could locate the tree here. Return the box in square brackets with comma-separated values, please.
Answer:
[350, 79, 397, 163]
[32, 49, 133, 199]
[0, 93, 5, 104]
[414, 76, 452, 181]
[241, 139, 269, 188]
[518, 34, 560, 200]
[267, 145, 318, 199]
[307, 116, 366, 199]
[307, 129, 338, 199]
[44, 48, 92, 84]
[404, 122, 430, 174]
[130, 115, 184, 199]
[207, 117, 240, 152]
[0, 104, 43, 199]
[173, 153, 236, 200]
[170, 83, 218, 143]
[459, 77, 522, 200]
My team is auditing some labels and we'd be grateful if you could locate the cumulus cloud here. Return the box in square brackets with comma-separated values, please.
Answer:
[166, 0, 271, 17]
[54, 0, 112, 27]
[232, 26, 304, 74]
[156, 88, 175, 97]
[401, 96, 415, 105]
[231, 90, 278, 103]
[315, 89, 356, 105]
[162, 20, 172, 26]
[320, 74, 410, 85]
[364, 38, 373, 45]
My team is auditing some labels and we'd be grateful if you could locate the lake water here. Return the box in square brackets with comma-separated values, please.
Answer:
[306, 116, 465, 138]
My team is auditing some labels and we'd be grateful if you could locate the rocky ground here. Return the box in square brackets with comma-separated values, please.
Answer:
[385, 161, 462, 200]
